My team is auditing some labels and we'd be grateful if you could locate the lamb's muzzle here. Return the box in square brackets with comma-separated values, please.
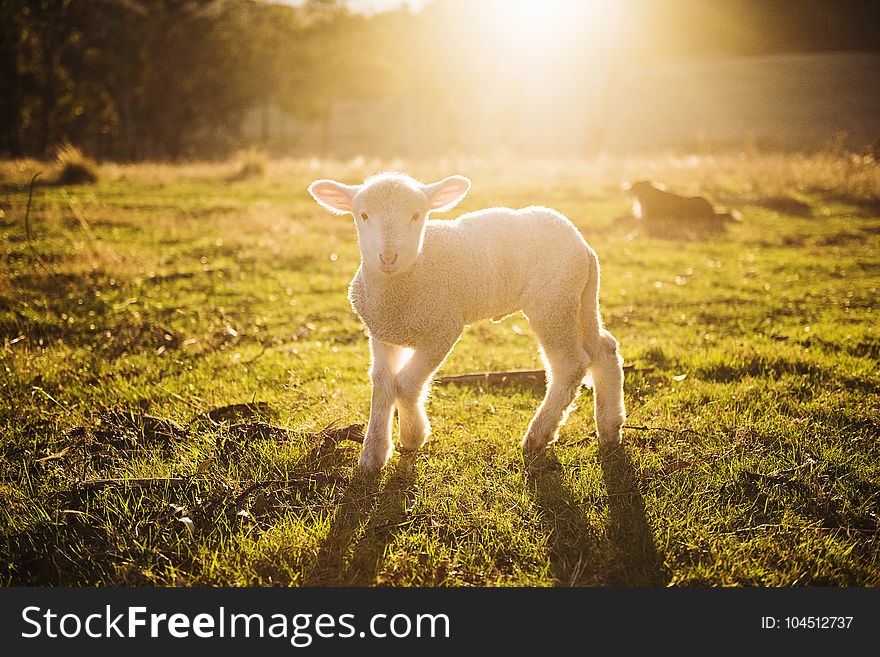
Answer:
[378, 252, 399, 273]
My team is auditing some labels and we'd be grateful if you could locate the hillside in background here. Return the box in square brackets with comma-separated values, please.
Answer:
[241, 52, 880, 157]
[604, 53, 880, 153]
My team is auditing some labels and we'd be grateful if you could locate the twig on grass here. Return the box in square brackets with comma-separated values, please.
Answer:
[22, 171, 59, 279]
[72, 474, 348, 496]
[232, 474, 346, 507]
[742, 457, 818, 483]
[73, 477, 192, 491]
[622, 424, 706, 439]
[24, 172, 40, 241]
[24, 172, 44, 263]
[35, 447, 72, 463]
[556, 424, 705, 448]
[719, 523, 878, 537]
[241, 345, 267, 364]
[555, 432, 597, 448]
[32, 386, 69, 411]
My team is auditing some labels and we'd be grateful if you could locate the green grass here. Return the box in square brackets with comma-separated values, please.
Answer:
[1, 152, 878, 586]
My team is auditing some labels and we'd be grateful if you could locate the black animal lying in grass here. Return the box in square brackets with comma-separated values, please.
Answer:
[624, 180, 741, 237]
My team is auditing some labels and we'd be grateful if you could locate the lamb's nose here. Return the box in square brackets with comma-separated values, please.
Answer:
[379, 253, 398, 265]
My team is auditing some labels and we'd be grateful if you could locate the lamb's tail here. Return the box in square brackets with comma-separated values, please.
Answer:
[579, 250, 603, 359]
[715, 209, 742, 222]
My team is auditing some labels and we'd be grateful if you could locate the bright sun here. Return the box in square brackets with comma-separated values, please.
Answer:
[477, 0, 625, 68]
[494, 0, 621, 42]
[494, 0, 583, 43]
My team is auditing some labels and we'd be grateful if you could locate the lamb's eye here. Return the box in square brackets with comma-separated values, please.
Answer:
[360, 212, 369, 221]
[411, 212, 420, 221]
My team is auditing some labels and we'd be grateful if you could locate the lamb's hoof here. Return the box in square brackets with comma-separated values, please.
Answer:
[396, 448, 418, 476]
[359, 444, 392, 472]
[596, 426, 622, 448]
[521, 432, 552, 454]
[399, 428, 429, 452]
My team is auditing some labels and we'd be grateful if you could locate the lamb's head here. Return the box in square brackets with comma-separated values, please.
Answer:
[308, 173, 470, 276]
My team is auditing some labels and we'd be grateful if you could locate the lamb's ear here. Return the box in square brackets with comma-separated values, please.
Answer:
[421, 175, 471, 212]
[308, 179, 359, 214]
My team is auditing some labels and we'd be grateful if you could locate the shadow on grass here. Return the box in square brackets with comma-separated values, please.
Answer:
[526, 445, 667, 586]
[598, 444, 669, 586]
[616, 214, 730, 242]
[2, 435, 359, 586]
[817, 192, 880, 217]
[748, 195, 814, 217]
[304, 451, 417, 586]
[2, 511, 114, 585]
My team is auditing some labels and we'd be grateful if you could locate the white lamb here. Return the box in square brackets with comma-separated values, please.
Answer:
[308, 173, 626, 471]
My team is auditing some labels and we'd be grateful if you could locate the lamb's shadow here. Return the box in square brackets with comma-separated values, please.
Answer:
[526, 445, 667, 586]
[304, 452, 417, 586]
[598, 444, 669, 585]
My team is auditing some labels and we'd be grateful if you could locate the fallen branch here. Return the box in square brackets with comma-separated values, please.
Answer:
[434, 365, 651, 387]
[220, 421, 364, 446]
[435, 369, 545, 386]
[196, 401, 272, 424]
[320, 422, 364, 444]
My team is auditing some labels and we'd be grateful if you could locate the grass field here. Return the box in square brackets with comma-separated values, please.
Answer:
[1, 151, 878, 586]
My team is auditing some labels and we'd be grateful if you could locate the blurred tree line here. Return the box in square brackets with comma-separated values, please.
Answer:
[1, 0, 878, 161]
[0, 0, 378, 159]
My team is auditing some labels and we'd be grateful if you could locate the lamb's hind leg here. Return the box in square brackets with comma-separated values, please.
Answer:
[579, 254, 626, 446]
[587, 329, 626, 446]
[522, 313, 591, 452]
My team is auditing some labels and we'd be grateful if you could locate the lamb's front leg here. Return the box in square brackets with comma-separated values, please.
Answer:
[395, 333, 460, 451]
[360, 337, 406, 471]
